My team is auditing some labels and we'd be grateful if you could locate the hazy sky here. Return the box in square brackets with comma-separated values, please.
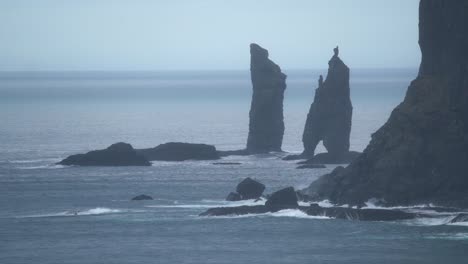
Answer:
[0, 0, 420, 71]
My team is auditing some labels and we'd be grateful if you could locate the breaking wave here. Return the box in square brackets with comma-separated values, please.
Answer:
[20, 207, 123, 218]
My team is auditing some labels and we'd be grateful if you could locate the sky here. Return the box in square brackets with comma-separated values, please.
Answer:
[0, 0, 420, 71]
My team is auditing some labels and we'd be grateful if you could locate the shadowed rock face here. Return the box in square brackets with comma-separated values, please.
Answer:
[137, 142, 220, 161]
[302, 47, 352, 159]
[246, 43, 287, 153]
[58, 142, 151, 166]
[302, 0, 468, 208]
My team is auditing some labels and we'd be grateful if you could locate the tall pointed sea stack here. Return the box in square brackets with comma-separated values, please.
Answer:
[302, 47, 352, 159]
[246, 43, 287, 153]
[303, 0, 468, 208]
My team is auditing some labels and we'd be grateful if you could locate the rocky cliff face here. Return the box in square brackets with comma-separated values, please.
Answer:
[246, 43, 286, 153]
[302, 0, 468, 208]
[302, 47, 352, 159]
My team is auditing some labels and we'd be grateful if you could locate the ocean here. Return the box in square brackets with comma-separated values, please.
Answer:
[1, 69, 467, 264]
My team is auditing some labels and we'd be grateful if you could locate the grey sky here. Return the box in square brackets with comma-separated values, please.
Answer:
[0, 0, 420, 71]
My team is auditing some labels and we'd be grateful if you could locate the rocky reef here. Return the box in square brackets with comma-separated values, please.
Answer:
[58, 142, 151, 166]
[246, 43, 287, 153]
[302, 0, 468, 208]
[202, 186, 425, 222]
[137, 142, 220, 161]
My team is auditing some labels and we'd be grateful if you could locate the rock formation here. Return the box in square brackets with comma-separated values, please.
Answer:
[58, 142, 151, 166]
[302, 0, 468, 208]
[131, 194, 153, 201]
[265, 187, 299, 211]
[137, 142, 220, 161]
[226, 177, 265, 201]
[302, 47, 353, 160]
[202, 186, 424, 222]
[246, 43, 287, 153]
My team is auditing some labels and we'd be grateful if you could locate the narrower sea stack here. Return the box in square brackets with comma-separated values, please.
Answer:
[302, 47, 352, 160]
[302, 0, 468, 208]
[246, 43, 287, 153]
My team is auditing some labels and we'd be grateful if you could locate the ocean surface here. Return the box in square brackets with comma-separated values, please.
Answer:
[1, 69, 467, 264]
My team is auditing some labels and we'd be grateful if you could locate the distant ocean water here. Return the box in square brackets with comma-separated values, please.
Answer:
[1, 69, 467, 264]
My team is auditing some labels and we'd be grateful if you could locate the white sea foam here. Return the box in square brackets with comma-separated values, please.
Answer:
[8, 158, 61, 164]
[18, 164, 67, 170]
[21, 207, 123, 218]
[425, 233, 468, 240]
[200, 209, 332, 220]
[147, 198, 266, 209]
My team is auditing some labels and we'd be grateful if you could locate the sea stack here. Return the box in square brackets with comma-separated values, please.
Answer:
[246, 43, 287, 153]
[302, 0, 468, 208]
[302, 47, 352, 160]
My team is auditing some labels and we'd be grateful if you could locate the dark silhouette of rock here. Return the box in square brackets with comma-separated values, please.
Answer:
[58, 142, 151, 166]
[236, 177, 265, 200]
[137, 142, 220, 161]
[225, 192, 242, 201]
[304, 204, 417, 221]
[301, 47, 353, 160]
[132, 194, 153, 201]
[246, 43, 287, 153]
[302, 0, 468, 208]
[265, 187, 299, 211]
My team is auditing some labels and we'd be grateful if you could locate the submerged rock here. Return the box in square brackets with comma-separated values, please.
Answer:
[450, 213, 468, 224]
[58, 142, 151, 166]
[246, 43, 287, 153]
[225, 192, 242, 201]
[302, 47, 353, 161]
[302, 1, 468, 208]
[296, 164, 326, 169]
[137, 142, 220, 161]
[131, 194, 153, 201]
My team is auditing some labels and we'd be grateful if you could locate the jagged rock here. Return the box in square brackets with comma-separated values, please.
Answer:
[225, 192, 242, 201]
[236, 177, 265, 200]
[302, 1, 468, 208]
[58, 142, 151, 166]
[246, 43, 287, 153]
[131, 194, 153, 201]
[137, 142, 220, 161]
[265, 187, 299, 211]
[301, 47, 353, 161]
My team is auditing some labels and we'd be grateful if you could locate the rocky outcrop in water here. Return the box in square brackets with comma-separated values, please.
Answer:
[132, 194, 153, 201]
[302, 0, 468, 208]
[58, 142, 151, 166]
[226, 177, 265, 201]
[137, 142, 220, 161]
[265, 187, 299, 211]
[302, 47, 353, 160]
[246, 43, 287, 153]
[202, 186, 423, 221]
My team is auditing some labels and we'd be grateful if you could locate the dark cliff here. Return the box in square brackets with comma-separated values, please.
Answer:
[246, 43, 287, 153]
[302, 0, 468, 208]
